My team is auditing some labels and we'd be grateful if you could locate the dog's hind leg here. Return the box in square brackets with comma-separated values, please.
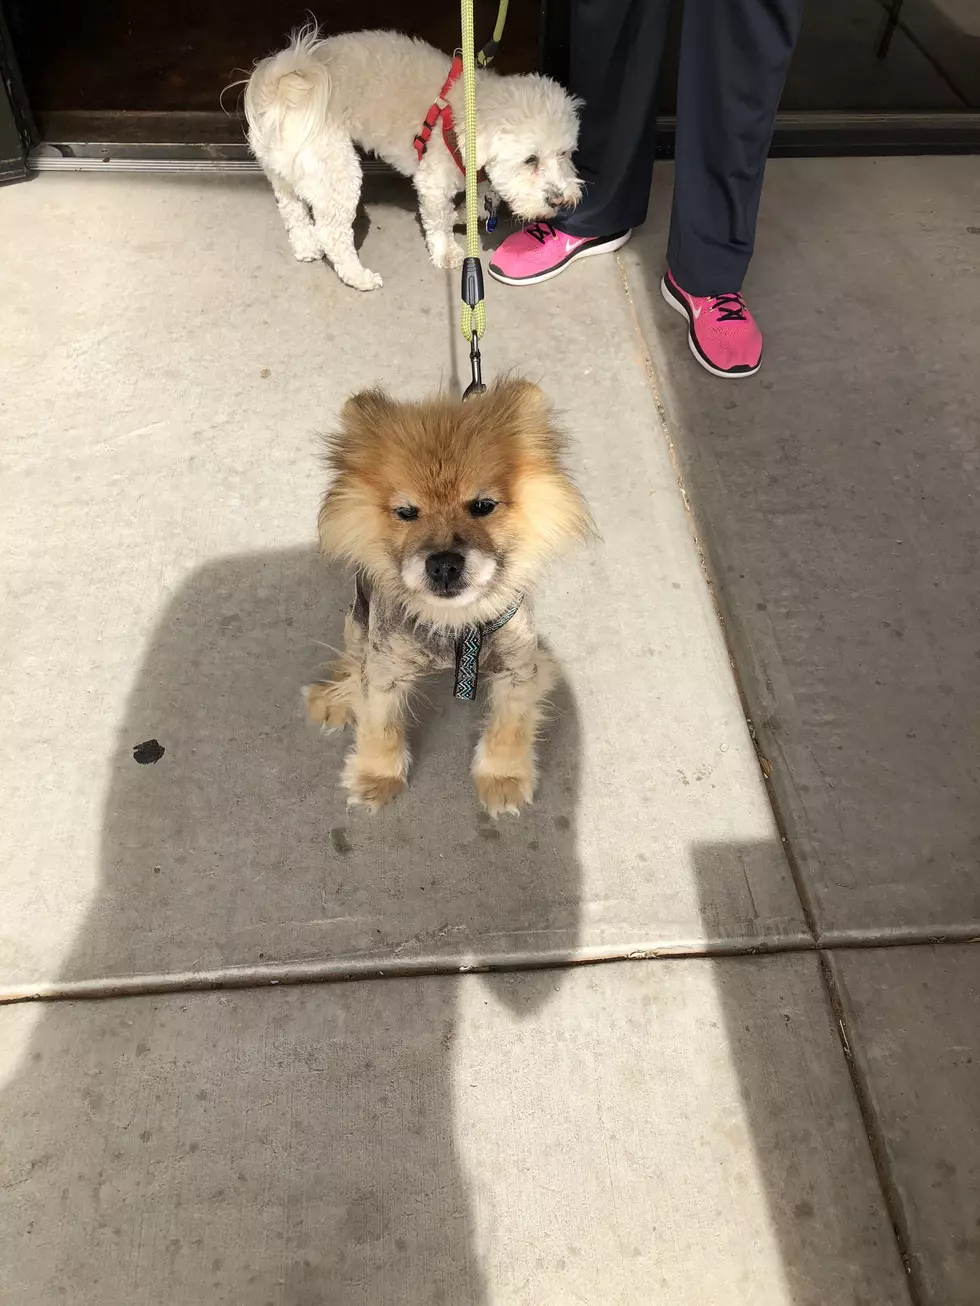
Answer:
[293, 136, 383, 292]
[269, 172, 322, 263]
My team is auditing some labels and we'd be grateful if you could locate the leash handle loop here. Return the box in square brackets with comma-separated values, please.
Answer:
[461, 254, 484, 312]
[459, 0, 508, 384]
[477, 0, 510, 67]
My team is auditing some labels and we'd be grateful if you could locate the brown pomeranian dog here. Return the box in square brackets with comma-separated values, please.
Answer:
[304, 378, 593, 816]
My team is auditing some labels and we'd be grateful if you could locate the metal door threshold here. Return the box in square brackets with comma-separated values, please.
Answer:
[27, 110, 980, 173]
[30, 140, 387, 174]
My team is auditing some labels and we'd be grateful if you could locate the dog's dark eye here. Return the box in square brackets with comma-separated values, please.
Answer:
[468, 498, 497, 518]
[524, 154, 539, 168]
[393, 505, 419, 522]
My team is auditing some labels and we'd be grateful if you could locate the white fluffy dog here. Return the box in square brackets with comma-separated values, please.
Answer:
[244, 27, 583, 290]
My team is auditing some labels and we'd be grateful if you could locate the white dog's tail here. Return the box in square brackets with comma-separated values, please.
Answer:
[244, 24, 332, 148]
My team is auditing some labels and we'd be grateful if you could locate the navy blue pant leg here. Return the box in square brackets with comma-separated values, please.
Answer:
[561, 0, 804, 293]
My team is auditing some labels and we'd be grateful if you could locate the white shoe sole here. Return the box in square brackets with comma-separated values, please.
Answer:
[660, 276, 762, 379]
[488, 230, 633, 287]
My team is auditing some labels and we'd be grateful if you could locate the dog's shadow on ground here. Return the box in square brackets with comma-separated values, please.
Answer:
[357, 169, 519, 258]
[0, 544, 584, 1304]
[355, 171, 418, 252]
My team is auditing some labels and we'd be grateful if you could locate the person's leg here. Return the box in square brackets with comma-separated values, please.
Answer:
[667, 0, 804, 295]
[561, 0, 672, 239]
[659, 0, 803, 376]
[489, 0, 670, 285]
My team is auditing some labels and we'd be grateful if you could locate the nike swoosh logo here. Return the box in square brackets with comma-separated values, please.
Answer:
[565, 239, 576, 253]
[691, 304, 702, 319]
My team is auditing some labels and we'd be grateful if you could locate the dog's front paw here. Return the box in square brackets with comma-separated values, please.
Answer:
[474, 770, 534, 818]
[345, 770, 406, 811]
[428, 239, 465, 270]
[343, 749, 407, 810]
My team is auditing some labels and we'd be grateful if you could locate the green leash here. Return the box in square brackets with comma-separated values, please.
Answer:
[460, 0, 509, 396]
[477, 0, 509, 68]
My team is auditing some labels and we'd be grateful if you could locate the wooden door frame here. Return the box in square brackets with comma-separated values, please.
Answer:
[0, 3, 35, 183]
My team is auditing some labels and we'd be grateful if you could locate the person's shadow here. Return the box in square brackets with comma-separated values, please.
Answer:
[0, 545, 584, 1304]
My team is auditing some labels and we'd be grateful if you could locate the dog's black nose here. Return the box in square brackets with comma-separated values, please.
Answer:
[425, 550, 466, 592]
[546, 190, 565, 208]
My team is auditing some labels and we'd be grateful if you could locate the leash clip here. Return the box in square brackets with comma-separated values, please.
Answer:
[463, 332, 485, 400]
[461, 255, 487, 400]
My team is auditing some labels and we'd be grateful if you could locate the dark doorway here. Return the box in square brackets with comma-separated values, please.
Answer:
[3, 0, 980, 160]
[540, 0, 980, 155]
[4, 0, 540, 146]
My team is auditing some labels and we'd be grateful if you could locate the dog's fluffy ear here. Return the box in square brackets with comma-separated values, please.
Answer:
[483, 377, 554, 444]
[497, 377, 548, 416]
[318, 390, 394, 563]
[341, 388, 394, 427]
[327, 388, 395, 474]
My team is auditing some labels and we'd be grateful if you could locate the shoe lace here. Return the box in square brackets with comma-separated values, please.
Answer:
[710, 292, 747, 322]
[526, 222, 557, 244]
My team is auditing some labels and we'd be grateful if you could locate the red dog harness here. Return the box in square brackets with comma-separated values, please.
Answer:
[413, 55, 486, 182]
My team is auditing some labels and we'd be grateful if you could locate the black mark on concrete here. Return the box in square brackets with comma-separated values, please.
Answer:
[331, 828, 353, 856]
[133, 739, 165, 764]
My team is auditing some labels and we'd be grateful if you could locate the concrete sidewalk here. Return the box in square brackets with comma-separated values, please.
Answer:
[0, 163, 976, 1304]
[619, 155, 980, 1306]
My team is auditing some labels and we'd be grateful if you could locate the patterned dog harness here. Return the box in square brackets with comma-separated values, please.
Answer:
[350, 571, 521, 703]
[453, 595, 523, 701]
[413, 55, 487, 183]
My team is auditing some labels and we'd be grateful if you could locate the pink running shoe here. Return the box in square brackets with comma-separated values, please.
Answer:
[488, 223, 632, 285]
[661, 269, 763, 378]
